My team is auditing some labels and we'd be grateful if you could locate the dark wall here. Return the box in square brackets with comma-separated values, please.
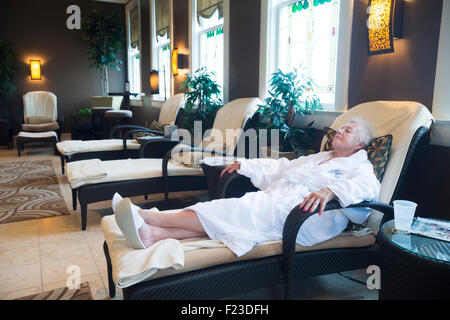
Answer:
[173, 0, 190, 95]
[228, 0, 261, 101]
[0, 0, 126, 133]
[348, 0, 448, 220]
[140, 0, 152, 96]
[348, 0, 443, 110]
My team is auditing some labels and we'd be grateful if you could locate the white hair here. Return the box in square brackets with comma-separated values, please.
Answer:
[348, 117, 374, 146]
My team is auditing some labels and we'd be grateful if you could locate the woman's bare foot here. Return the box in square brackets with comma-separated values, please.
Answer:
[138, 223, 157, 248]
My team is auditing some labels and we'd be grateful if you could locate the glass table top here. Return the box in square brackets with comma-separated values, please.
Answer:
[381, 220, 450, 263]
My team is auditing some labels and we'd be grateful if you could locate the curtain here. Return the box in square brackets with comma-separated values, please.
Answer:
[130, 4, 140, 49]
[197, 0, 223, 23]
[155, 0, 170, 38]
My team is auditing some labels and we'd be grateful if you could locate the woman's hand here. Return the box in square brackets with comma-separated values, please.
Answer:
[220, 161, 241, 178]
[299, 188, 336, 215]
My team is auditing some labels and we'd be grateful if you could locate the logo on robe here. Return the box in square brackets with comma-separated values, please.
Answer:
[329, 169, 342, 179]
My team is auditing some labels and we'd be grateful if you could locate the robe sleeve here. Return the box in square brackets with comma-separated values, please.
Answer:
[328, 162, 381, 208]
[237, 156, 309, 190]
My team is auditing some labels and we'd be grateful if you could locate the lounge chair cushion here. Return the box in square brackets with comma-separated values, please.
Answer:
[56, 139, 141, 156]
[66, 158, 203, 189]
[157, 93, 185, 125]
[22, 122, 60, 132]
[169, 98, 262, 168]
[322, 127, 393, 181]
[101, 214, 375, 288]
[25, 116, 53, 125]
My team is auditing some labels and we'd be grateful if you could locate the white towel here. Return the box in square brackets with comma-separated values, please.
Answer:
[66, 159, 107, 188]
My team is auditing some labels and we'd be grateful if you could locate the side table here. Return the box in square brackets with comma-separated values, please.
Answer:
[379, 219, 450, 300]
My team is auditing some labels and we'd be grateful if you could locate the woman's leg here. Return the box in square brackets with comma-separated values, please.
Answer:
[138, 209, 205, 233]
[138, 222, 207, 248]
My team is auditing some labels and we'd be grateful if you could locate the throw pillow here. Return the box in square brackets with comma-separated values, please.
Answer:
[322, 127, 393, 182]
[133, 120, 165, 140]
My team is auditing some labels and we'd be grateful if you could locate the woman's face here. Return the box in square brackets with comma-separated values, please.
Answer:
[331, 122, 365, 152]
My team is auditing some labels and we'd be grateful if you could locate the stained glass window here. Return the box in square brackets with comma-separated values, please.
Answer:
[277, 0, 339, 105]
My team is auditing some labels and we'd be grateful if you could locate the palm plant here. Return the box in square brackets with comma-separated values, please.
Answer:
[257, 67, 321, 154]
[180, 67, 223, 134]
[82, 10, 125, 96]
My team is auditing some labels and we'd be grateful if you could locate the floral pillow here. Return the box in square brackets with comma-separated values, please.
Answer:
[322, 127, 393, 182]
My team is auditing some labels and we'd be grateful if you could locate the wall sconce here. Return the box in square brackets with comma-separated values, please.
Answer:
[367, 0, 403, 56]
[171, 48, 188, 76]
[30, 60, 42, 80]
[150, 70, 160, 95]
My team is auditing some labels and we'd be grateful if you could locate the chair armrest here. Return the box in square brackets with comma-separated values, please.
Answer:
[216, 171, 259, 199]
[282, 200, 394, 299]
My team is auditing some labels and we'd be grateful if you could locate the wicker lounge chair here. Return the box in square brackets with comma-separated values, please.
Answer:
[67, 98, 261, 230]
[101, 100, 434, 300]
[56, 94, 186, 174]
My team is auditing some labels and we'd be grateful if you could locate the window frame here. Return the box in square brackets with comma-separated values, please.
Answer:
[260, 0, 354, 112]
[150, 0, 173, 102]
[189, 0, 230, 103]
[126, 0, 142, 99]
[433, 0, 450, 122]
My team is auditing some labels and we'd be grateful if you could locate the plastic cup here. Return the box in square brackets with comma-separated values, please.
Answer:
[393, 200, 417, 231]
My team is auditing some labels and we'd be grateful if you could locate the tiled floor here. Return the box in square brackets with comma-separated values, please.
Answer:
[0, 138, 378, 300]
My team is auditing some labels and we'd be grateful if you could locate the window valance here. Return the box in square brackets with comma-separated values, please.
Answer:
[197, 0, 223, 23]
[155, 0, 170, 37]
[130, 4, 140, 49]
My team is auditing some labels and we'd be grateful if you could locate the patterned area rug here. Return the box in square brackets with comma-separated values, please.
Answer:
[0, 160, 70, 224]
[15, 282, 93, 300]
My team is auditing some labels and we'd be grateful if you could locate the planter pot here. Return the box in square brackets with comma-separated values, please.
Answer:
[90, 96, 123, 109]
[259, 146, 298, 160]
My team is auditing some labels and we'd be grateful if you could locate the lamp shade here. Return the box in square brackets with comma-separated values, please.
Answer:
[367, 0, 395, 55]
[172, 48, 179, 75]
[172, 48, 188, 76]
[30, 60, 41, 80]
[150, 70, 159, 94]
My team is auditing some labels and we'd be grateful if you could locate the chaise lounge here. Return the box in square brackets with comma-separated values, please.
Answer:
[100, 100, 434, 300]
[56, 93, 186, 174]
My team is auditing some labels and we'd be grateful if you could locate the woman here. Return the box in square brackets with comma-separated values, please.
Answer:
[114, 118, 380, 257]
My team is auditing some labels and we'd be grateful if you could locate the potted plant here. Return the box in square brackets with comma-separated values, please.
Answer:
[82, 10, 125, 107]
[0, 40, 16, 148]
[180, 67, 223, 135]
[71, 108, 94, 140]
[257, 68, 322, 158]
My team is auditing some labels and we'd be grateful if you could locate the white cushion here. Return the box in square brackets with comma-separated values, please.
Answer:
[158, 94, 185, 125]
[56, 139, 141, 156]
[23, 91, 57, 123]
[18, 131, 58, 139]
[66, 158, 203, 189]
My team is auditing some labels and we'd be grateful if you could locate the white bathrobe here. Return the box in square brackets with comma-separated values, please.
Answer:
[187, 150, 381, 257]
